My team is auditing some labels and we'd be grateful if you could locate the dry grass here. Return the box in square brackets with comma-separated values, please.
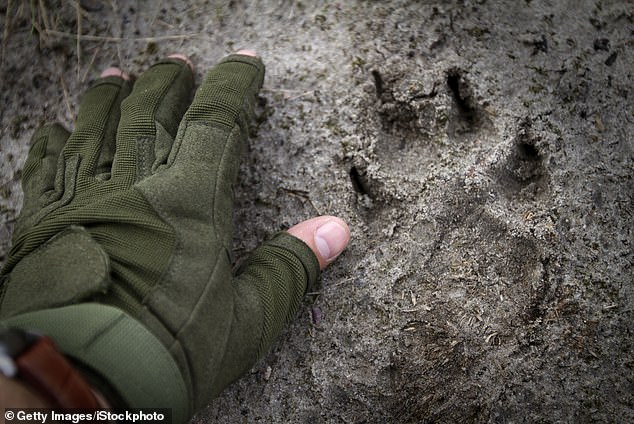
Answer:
[1, 0, 201, 119]
[2, 0, 201, 78]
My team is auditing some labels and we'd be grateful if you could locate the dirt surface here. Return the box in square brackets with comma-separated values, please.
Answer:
[1, 1, 632, 422]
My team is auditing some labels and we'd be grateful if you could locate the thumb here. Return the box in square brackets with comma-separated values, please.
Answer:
[227, 216, 350, 366]
[287, 216, 350, 269]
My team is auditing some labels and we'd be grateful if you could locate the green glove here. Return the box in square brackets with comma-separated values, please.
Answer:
[0, 54, 320, 418]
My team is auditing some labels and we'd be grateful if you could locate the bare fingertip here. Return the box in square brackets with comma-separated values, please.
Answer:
[168, 54, 195, 72]
[287, 216, 351, 270]
[100, 67, 130, 81]
[235, 49, 258, 58]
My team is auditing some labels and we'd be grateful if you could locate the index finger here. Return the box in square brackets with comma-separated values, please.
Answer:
[184, 53, 264, 130]
[162, 52, 265, 248]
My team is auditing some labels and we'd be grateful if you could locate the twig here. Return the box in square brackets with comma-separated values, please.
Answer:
[2, 0, 14, 64]
[279, 187, 309, 196]
[75, 0, 81, 81]
[80, 47, 100, 83]
[43, 30, 203, 43]
[261, 87, 314, 101]
[37, 0, 52, 47]
[279, 187, 321, 214]
[148, 0, 165, 29]
[59, 73, 74, 124]
[38, 0, 51, 32]
[331, 277, 353, 288]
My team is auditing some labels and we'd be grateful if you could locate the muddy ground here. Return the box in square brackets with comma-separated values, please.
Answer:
[1, 0, 632, 422]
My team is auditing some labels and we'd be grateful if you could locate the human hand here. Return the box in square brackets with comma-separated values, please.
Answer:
[0, 50, 349, 420]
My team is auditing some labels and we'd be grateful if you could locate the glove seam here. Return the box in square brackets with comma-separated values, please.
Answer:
[211, 124, 240, 247]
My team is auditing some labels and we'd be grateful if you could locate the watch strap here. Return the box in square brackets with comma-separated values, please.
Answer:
[11, 333, 101, 408]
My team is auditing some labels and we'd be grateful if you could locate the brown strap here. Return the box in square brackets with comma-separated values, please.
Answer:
[15, 336, 101, 408]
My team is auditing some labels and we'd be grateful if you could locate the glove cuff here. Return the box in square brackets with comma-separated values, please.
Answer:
[3, 303, 190, 422]
[264, 231, 321, 288]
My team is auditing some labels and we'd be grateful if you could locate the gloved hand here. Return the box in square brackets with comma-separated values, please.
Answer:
[0, 51, 349, 420]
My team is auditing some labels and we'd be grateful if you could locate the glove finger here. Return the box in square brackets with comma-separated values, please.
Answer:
[111, 58, 194, 182]
[226, 233, 319, 381]
[62, 76, 132, 180]
[21, 123, 70, 216]
[162, 55, 264, 246]
[183, 54, 264, 129]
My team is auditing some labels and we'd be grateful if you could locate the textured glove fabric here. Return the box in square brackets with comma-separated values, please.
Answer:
[0, 54, 319, 416]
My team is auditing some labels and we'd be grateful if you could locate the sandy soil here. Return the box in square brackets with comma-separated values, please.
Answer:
[1, 1, 632, 422]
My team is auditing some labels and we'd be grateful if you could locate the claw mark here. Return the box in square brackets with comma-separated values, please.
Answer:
[517, 140, 540, 162]
[372, 69, 384, 99]
[350, 166, 371, 196]
[447, 68, 477, 123]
